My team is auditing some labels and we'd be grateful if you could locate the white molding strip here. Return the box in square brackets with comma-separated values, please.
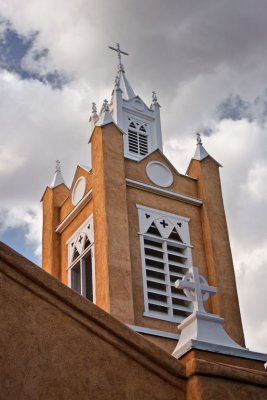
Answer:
[128, 324, 180, 340]
[55, 189, 93, 234]
[126, 178, 202, 207]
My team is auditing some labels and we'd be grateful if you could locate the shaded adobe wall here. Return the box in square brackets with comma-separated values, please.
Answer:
[0, 242, 186, 400]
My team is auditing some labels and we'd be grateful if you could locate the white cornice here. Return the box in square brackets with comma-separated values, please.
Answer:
[126, 178, 202, 207]
[55, 189, 93, 234]
[127, 325, 179, 340]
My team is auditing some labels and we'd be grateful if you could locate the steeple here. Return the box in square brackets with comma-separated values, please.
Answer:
[107, 43, 163, 160]
[89, 43, 163, 160]
[50, 160, 66, 188]
[192, 133, 221, 166]
[193, 133, 210, 161]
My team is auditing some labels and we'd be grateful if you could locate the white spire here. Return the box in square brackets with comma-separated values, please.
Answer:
[193, 133, 210, 161]
[109, 42, 135, 100]
[50, 160, 66, 188]
[107, 43, 163, 159]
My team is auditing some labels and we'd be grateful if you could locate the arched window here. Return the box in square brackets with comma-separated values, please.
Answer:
[68, 216, 94, 302]
[128, 119, 149, 156]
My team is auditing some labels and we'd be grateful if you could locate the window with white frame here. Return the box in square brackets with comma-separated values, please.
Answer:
[127, 118, 149, 157]
[137, 205, 193, 323]
[67, 215, 95, 301]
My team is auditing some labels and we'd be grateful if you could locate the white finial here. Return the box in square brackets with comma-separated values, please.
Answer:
[91, 102, 98, 122]
[92, 102, 97, 115]
[175, 267, 216, 313]
[152, 90, 158, 104]
[102, 99, 109, 112]
[55, 160, 61, 173]
[108, 42, 129, 73]
[115, 75, 120, 89]
[196, 132, 202, 145]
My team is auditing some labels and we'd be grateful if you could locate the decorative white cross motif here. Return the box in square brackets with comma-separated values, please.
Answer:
[108, 43, 129, 73]
[175, 267, 216, 313]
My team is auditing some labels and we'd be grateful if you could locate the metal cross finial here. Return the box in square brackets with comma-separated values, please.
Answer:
[175, 267, 216, 313]
[196, 132, 202, 145]
[108, 42, 129, 73]
[55, 160, 61, 173]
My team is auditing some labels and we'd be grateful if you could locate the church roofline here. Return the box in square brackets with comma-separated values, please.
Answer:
[88, 120, 125, 144]
[40, 182, 69, 202]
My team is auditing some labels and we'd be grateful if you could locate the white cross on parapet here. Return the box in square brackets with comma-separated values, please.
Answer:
[172, 266, 247, 359]
[175, 267, 217, 313]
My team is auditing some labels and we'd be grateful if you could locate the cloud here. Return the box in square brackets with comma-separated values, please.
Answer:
[0, 205, 42, 257]
[0, 0, 266, 353]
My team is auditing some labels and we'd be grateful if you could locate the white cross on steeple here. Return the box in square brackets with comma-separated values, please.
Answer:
[108, 43, 129, 73]
[175, 267, 216, 313]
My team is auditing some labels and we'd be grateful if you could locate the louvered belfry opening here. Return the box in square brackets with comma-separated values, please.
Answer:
[128, 121, 148, 156]
[138, 207, 193, 323]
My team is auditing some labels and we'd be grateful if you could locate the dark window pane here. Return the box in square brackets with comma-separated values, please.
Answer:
[71, 262, 81, 294]
[84, 253, 93, 301]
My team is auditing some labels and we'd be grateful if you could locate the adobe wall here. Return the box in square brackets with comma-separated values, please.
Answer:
[0, 242, 186, 400]
[1, 243, 267, 399]
[181, 350, 267, 400]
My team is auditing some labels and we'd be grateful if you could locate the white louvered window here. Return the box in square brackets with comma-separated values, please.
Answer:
[137, 205, 193, 323]
[127, 119, 149, 156]
[67, 215, 95, 302]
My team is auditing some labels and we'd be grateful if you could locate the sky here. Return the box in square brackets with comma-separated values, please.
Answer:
[0, 0, 266, 353]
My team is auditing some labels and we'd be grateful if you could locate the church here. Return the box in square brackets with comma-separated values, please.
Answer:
[1, 44, 267, 399]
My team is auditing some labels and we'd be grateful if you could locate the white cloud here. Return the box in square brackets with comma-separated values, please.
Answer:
[0, 0, 267, 354]
[0, 205, 42, 256]
[234, 243, 267, 353]
[246, 161, 267, 201]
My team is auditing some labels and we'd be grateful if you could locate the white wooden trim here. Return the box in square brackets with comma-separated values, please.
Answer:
[126, 179, 202, 206]
[127, 324, 180, 340]
[66, 214, 96, 304]
[137, 205, 193, 324]
[66, 214, 94, 246]
[136, 204, 191, 222]
[55, 189, 93, 234]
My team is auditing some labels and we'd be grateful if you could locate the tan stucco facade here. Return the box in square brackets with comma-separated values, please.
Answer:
[1, 242, 267, 400]
[42, 121, 245, 352]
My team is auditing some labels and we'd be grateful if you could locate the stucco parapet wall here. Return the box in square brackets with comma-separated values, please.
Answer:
[126, 178, 203, 206]
[0, 241, 186, 388]
[185, 357, 267, 388]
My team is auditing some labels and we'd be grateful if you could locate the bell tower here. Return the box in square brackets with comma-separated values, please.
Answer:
[89, 43, 162, 160]
[42, 44, 245, 354]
